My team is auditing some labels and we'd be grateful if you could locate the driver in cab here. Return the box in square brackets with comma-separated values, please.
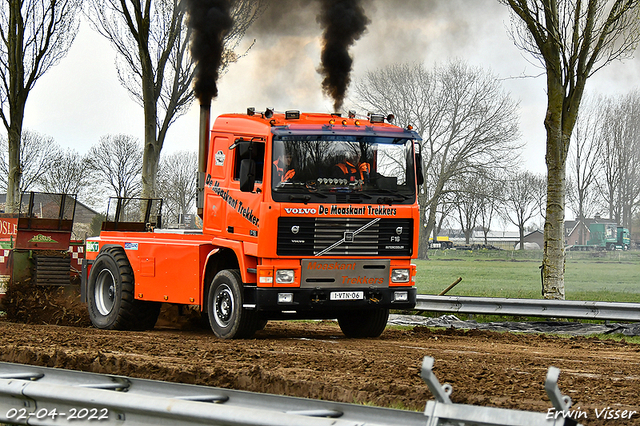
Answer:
[335, 151, 370, 183]
[273, 151, 295, 183]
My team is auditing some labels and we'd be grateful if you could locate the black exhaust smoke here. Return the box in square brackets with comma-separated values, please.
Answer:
[185, 0, 233, 216]
[317, 0, 370, 112]
[185, 0, 234, 104]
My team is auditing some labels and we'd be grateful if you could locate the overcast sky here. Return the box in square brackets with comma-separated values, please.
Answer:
[20, 1, 640, 175]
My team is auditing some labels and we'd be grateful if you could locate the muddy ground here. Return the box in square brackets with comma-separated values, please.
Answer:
[1, 310, 640, 425]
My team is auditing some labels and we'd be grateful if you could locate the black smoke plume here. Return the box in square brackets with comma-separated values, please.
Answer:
[185, 0, 234, 105]
[317, 0, 370, 112]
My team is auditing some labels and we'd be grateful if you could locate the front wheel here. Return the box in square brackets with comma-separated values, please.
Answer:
[207, 269, 259, 339]
[337, 308, 389, 338]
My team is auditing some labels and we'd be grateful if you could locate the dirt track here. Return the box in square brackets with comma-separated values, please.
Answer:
[1, 316, 639, 425]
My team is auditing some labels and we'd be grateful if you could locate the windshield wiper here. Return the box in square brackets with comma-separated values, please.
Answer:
[374, 188, 410, 199]
[355, 192, 372, 199]
[289, 195, 312, 203]
[377, 196, 404, 205]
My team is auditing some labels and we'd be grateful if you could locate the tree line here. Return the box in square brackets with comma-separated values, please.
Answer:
[0, 0, 265, 214]
[568, 92, 640, 232]
[0, 131, 197, 228]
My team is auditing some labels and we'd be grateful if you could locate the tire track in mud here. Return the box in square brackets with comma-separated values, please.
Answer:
[1, 320, 639, 425]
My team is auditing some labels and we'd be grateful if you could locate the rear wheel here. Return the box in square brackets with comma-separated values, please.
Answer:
[87, 245, 160, 330]
[207, 269, 259, 339]
[337, 308, 389, 338]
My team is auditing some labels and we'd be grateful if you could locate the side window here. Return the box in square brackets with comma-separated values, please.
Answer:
[233, 141, 265, 183]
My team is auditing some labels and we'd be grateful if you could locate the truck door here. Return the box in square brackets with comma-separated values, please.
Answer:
[203, 135, 232, 234]
[227, 140, 265, 241]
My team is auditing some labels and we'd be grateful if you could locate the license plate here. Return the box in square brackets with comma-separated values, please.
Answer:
[330, 291, 364, 301]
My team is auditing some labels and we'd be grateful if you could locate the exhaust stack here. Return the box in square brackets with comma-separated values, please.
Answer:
[197, 103, 211, 217]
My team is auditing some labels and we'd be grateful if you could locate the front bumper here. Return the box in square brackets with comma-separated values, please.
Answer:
[246, 286, 416, 317]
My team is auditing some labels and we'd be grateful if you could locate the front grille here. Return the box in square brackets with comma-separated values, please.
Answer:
[277, 217, 412, 257]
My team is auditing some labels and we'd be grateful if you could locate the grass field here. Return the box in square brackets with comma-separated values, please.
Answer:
[415, 249, 640, 303]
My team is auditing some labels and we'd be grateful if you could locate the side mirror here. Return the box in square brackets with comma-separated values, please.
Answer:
[239, 159, 256, 192]
[414, 143, 425, 186]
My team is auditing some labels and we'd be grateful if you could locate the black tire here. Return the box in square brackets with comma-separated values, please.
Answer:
[207, 269, 259, 339]
[337, 308, 389, 338]
[87, 245, 160, 330]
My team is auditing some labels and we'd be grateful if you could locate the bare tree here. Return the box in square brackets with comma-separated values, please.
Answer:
[0, 130, 61, 193]
[452, 175, 482, 244]
[355, 60, 521, 258]
[0, 0, 82, 212]
[87, 134, 143, 201]
[38, 148, 100, 207]
[567, 96, 604, 227]
[477, 173, 505, 246]
[355, 62, 435, 136]
[432, 194, 456, 243]
[503, 171, 546, 250]
[500, 0, 640, 299]
[598, 90, 640, 229]
[85, 0, 266, 200]
[156, 150, 197, 224]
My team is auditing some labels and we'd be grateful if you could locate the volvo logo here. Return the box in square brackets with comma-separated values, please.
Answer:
[396, 227, 403, 235]
[291, 226, 300, 234]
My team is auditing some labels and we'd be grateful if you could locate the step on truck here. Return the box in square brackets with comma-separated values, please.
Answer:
[82, 107, 424, 338]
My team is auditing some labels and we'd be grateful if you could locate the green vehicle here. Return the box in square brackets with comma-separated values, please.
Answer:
[587, 223, 630, 251]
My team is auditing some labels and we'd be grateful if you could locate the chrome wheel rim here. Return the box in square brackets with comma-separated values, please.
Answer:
[95, 269, 116, 316]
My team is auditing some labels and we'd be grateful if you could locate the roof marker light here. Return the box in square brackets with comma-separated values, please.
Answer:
[247, 107, 255, 116]
[285, 110, 300, 119]
[369, 114, 385, 123]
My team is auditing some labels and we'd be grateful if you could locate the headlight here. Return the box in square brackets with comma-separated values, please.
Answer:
[391, 268, 410, 283]
[275, 269, 295, 284]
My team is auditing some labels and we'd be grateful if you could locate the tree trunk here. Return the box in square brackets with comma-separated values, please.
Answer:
[6, 103, 25, 213]
[141, 143, 160, 199]
[417, 203, 429, 259]
[141, 91, 159, 200]
[541, 75, 567, 299]
[140, 37, 159, 200]
[518, 226, 525, 250]
[422, 200, 439, 259]
[5, 3, 26, 214]
[6, 124, 22, 213]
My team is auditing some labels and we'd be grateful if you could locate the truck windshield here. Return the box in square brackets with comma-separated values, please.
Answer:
[271, 135, 416, 204]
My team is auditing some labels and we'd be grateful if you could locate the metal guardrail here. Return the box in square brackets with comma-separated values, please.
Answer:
[0, 359, 579, 426]
[416, 295, 640, 322]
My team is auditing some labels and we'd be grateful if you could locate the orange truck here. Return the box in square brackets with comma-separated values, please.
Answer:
[82, 108, 423, 338]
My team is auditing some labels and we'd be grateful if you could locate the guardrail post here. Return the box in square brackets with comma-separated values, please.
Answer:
[420, 356, 453, 404]
[545, 366, 572, 412]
